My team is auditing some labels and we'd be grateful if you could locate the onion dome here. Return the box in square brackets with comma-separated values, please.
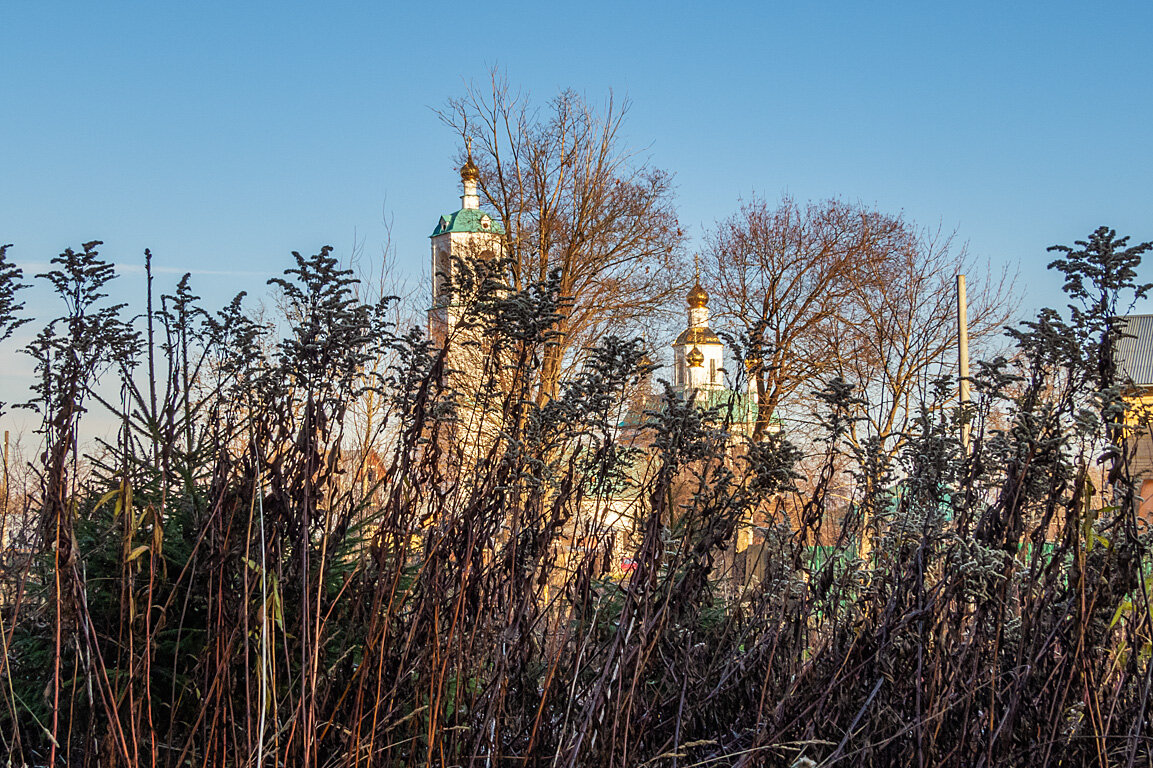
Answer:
[674, 326, 721, 346]
[460, 156, 480, 183]
[687, 345, 705, 368]
[687, 282, 708, 309]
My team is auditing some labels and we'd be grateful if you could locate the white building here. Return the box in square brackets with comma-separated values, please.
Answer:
[671, 282, 725, 396]
[427, 149, 505, 340]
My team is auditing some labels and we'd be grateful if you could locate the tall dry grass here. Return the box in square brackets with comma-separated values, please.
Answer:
[0, 233, 1150, 767]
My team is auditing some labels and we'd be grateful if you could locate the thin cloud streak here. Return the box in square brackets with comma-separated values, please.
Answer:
[17, 262, 269, 278]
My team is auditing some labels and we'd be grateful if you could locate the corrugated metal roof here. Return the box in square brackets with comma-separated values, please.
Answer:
[1116, 314, 1153, 386]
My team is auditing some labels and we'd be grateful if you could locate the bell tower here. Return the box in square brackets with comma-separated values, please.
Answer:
[672, 267, 724, 396]
[428, 140, 506, 341]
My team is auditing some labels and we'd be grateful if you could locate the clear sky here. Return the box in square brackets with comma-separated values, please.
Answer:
[2, 1, 1152, 414]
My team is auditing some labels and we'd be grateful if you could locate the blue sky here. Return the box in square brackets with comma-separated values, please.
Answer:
[2, 1, 1152, 413]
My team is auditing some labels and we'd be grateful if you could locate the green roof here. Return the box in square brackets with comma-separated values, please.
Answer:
[616, 388, 779, 430]
[430, 209, 506, 237]
[696, 388, 759, 423]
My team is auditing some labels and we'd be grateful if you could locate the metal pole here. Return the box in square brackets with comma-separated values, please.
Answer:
[958, 275, 971, 452]
[2, 430, 7, 549]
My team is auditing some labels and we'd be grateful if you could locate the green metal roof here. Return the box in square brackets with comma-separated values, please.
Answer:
[430, 209, 505, 237]
[616, 388, 778, 430]
[697, 387, 761, 424]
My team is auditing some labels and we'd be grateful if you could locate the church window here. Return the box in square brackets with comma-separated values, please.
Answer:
[710, 359, 717, 383]
[435, 246, 451, 300]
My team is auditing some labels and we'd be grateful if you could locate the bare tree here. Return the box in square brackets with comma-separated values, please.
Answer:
[438, 71, 687, 403]
[703, 196, 907, 439]
[705, 197, 1017, 456]
[833, 227, 1016, 460]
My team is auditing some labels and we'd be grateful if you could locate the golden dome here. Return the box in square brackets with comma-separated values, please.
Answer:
[687, 282, 708, 309]
[687, 345, 705, 368]
[674, 326, 721, 347]
[460, 136, 481, 182]
[460, 157, 480, 183]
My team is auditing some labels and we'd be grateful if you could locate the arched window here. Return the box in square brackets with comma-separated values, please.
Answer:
[434, 245, 451, 301]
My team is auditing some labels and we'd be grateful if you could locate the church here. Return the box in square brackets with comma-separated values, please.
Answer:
[427, 151, 757, 418]
[424, 152, 767, 579]
[426, 148, 504, 344]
